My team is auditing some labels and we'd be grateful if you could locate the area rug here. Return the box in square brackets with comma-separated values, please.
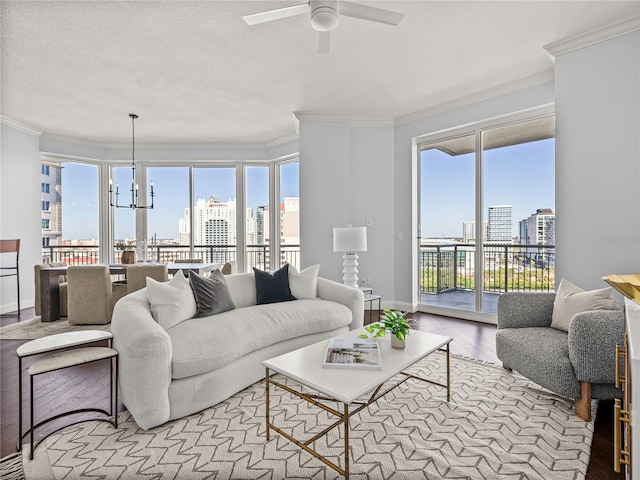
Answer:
[21, 353, 595, 480]
[0, 317, 110, 340]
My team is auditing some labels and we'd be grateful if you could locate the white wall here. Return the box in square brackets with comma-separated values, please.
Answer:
[555, 31, 640, 290]
[298, 120, 396, 305]
[1, 124, 42, 313]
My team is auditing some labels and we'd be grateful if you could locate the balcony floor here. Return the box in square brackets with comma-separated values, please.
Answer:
[420, 290, 500, 315]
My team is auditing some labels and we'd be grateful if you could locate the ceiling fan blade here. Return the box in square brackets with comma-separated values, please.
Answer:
[242, 3, 309, 25]
[318, 31, 330, 54]
[339, 1, 404, 26]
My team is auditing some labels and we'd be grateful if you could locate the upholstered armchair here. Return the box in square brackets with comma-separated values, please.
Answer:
[495, 291, 624, 421]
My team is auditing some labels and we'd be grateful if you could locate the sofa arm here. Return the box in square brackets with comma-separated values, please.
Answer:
[317, 277, 364, 330]
[568, 308, 624, 384]
[497, 292, 556, 330]
[111, 289, 173, 430]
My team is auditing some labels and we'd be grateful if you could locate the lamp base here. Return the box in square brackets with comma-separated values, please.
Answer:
[342, 252, 359, 289]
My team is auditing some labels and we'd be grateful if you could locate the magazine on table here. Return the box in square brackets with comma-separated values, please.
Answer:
[322, 337, 382, 370]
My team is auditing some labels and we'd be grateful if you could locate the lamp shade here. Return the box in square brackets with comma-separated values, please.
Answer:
[333, 226, 367, 253]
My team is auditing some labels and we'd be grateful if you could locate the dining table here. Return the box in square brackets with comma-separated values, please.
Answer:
[39, 262, 221, 322]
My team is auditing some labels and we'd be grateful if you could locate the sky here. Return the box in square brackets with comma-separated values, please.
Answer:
[61, 138, 554, 242]
[61, 162, 299, 240]
[420, 138, 555, 239]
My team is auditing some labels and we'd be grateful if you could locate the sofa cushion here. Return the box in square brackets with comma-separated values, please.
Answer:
[224, 272, 257, 309]
[168, 299, 352, 379]
[289, 264, 320, 299]
[189, 270, 235, 317]
[254, 265, 296, 304]
[551, 278, 614, 331]
[147, 270, 196, 330]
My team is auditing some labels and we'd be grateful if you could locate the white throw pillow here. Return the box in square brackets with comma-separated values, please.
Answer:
[550, 278, 615, 331]
[146, 270, 197, 330]
[288, 264, 320, 299]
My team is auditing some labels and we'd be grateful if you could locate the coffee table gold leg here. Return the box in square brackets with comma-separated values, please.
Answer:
[343, 403, 349, 479]
[446, 343, 451, 402]
[265, 368, 270, 441]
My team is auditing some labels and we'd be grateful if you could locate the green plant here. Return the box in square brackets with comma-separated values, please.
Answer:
[359, 308, 414, 342]
[115, 240, 135, 251]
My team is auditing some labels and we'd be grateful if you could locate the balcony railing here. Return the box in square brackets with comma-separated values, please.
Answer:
[42, 244, 300, 272]
[420, 243, 555, 294]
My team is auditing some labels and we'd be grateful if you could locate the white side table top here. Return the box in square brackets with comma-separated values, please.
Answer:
[16, 330, 113, 358]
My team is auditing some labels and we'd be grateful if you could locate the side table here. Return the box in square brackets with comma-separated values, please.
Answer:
[361, 288, 382, 325]
[16, 330, 118, 458]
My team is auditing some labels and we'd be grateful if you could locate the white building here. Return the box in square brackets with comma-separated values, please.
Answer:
[179, 196, 237, 246]
[487, 205, 512, 243]
[525, 208, 556, 245]
[41, 160, 63, 247]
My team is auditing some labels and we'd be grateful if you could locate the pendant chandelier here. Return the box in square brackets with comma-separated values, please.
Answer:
[109, 113, 155, 209]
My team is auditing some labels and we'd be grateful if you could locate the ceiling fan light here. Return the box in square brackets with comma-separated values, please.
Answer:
[310, 6, 338, 31]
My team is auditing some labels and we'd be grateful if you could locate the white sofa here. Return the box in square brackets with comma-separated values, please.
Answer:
[111, 271, 364, 430]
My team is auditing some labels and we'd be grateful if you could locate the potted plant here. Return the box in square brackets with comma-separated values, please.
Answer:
[360, 308, 414, 349]
[115, 240, 136, 264]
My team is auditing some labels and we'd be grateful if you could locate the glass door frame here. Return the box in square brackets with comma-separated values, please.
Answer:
[414, 105, 555, 324]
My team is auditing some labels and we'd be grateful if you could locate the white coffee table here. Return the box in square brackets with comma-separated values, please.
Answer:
[263, 328, 452, 479]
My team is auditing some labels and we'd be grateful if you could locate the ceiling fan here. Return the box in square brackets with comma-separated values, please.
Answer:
[242, 0, 404, 54]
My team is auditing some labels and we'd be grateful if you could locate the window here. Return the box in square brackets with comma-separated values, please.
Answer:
[41, 182, 50, 193]
[41, 200, 50, 211]
[42, 219, 50, 229]
[245, 166, 270, 271]
[41, 164, 50, 175]
[278, 160, 299, 269]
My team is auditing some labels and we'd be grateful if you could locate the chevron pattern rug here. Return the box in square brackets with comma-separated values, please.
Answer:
[22, 353, 595, 480]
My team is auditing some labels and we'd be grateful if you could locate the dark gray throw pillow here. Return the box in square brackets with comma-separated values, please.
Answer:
[189, 269, 236, 318]
[254, 264, 296, 305]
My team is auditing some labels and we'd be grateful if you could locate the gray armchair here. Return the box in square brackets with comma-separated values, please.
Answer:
[495, 292, 623, 421]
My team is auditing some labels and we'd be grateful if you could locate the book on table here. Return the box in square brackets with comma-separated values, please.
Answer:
[322, 337, 382, 370]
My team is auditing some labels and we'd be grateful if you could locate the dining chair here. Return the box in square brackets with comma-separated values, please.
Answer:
[173, 258, 203, 263]
[67, 265, 113, 324]
[34, 263, 68, 317]
[125, 264, 169, 294]
[221, 261, 238, 275]
[0, 239, 21, 316]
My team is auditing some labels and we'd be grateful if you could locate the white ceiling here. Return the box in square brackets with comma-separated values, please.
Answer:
[1, 1, 639, 146]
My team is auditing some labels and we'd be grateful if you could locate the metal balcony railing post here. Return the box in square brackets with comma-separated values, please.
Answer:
[504, 245, 509, 292]
[436, 246, 441, 294]
[453, 245, 458, 291]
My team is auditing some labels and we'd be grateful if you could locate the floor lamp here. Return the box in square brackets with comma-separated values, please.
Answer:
[333, 226, 367, 288]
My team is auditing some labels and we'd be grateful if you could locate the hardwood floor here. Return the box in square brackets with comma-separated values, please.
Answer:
[0, 309, 623, 479]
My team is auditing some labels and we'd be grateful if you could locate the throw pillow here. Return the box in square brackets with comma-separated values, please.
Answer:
[254, 264, 296, 304]
[550, 278, 615, 331]
[146, 270, 197, 330]
[288, 264, 320, 299]
[189, 269, 236, 318]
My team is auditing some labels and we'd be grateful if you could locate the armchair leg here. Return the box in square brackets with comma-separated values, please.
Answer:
[574, 382, 591, 421]
[502, 363, 512, 372]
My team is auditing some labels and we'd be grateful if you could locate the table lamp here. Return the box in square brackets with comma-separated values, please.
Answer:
[333, 226, 367, 288]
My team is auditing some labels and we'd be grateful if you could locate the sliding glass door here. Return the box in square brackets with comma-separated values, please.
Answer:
[418, 113, 555, 320]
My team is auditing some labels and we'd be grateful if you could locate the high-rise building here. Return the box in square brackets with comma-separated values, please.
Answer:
[281, 197, 299, 245]
[487, 205, 512, 242]
[41, 160, 63, 247]
[179, 196, 237, 247]
[462, 221, 487, 243]
[525, 208, 555, 245]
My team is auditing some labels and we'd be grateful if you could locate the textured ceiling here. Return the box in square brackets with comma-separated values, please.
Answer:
[1, 1, 639, 145]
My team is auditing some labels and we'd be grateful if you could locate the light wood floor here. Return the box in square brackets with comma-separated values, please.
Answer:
[0, 308, 622, 479]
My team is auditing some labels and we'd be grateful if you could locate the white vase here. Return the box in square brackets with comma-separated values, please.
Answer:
[391, 335, 405, 350]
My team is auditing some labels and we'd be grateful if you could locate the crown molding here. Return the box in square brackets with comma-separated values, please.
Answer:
[544, 15, 640, 57]
[266, 132, 299, 148]
[40, 132, 106, 148]
[395, 70, 554, 127]
[292, 112, 393, 128]
[0, 115, 42, 136]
